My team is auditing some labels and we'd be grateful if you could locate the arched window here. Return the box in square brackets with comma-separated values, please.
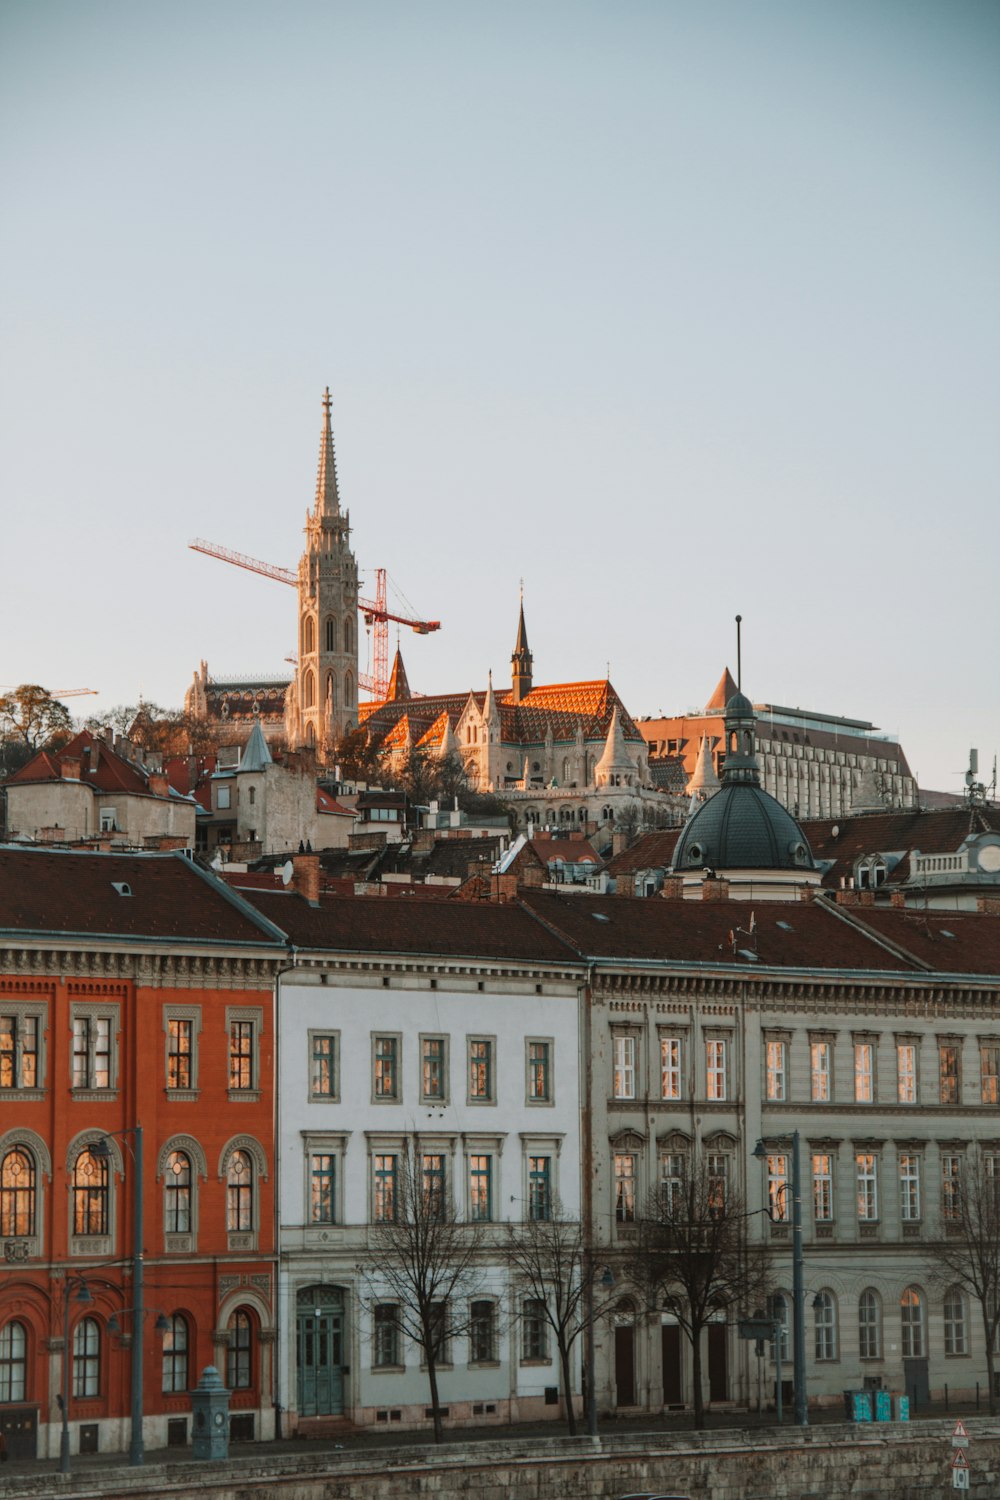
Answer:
[944, 1286, 967, 1356]
[771, 1293, 789, 1364]
[0, 1148, 35, 1237]
[813, 1290, 837, 1360]
[72, 1150, 108, 1236]
[0, 1320, 27, 1402]
[226, 1309, 253, 1390]
[343, 616, 353, 655]
[344, 670, 354, 708]
[858, 1288, 882, 1359]
[226, 1151, 253, 1232]
[325, 617, 335, 653]
[164, 1151, 191, 1234]
[73, 1317, 100, 1397]
[303, 616, 315, 655]
[325, 672, 335, 709]
[304, 669, 316, 709]
[162, 1313, 189, 1393]
[901, 1287, 924, 1358]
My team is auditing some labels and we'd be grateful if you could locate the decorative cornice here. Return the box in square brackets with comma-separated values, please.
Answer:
[0, 945, 282, 989]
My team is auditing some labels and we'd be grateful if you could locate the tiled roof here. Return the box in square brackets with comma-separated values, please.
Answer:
[801, 807, 1000, 888]
[0, 848, 284, 944]
[362, 680, 644, 750]
[529, 836, 601, 866]
[706, 667, 739, 712]
[316, 788, 354, 816]
[8, 730, 168, 799]
[840, 906, 1000, 975]
[605, 829, 682, 875]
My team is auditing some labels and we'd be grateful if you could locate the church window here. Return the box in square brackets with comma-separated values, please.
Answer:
[326, 672, 335, 708]
[304, 670, 316, 709]
[344, 671, 354, 707]
[303, 617, 315, 655]
[325, 617, 335, 652]
[344, 616, 353, 654]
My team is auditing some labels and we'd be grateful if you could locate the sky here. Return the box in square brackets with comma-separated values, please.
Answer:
[1, 0, 997, 795]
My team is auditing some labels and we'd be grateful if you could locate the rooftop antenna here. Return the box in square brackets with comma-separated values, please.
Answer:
[735, 614, 742, 691]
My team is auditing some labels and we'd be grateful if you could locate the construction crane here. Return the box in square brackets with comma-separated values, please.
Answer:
[0, 686, 98, 698]
[188, 539, 440, 700]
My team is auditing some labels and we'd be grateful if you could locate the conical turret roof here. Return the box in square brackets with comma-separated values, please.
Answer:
[386, 647, 411, 702]
[706, 667, 739, 712]
[686, 735, 720, 798]
[241, 719, 273, 772]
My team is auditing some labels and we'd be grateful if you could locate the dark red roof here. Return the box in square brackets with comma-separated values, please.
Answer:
[0, 848, 283, 944]
[801, 807, 1000, 888]
[606, 829, 682, 876]
[9, 730, 155, 796]
[841, 907, 1000, 976]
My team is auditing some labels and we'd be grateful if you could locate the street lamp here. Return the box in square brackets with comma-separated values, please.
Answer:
[754, 1131, 807, 1427]
[59, 1277, 93, 1474]
[92, 1124, 145, 1464]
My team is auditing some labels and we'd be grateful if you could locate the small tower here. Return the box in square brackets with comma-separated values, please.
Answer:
[285, 389, 360, 755]
[686, 735, 721, 802]
[510, 591, 533, 704]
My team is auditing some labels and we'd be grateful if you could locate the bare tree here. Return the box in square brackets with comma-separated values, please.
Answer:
[928, 1145, 1000, 1415]
[359, 1143, 485, 1441]
[504, 1201, 612, 1434]
[0, 685, 73, 760]
[628, 1150, 770, 1428]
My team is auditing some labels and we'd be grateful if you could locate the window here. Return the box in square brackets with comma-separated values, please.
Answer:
[812, 1154, 833, 1223]
[468, 1037, 494, 1103]
[422, 1154, 445, 1220]
[521, 1298, 548, 1361]
[0, 1010, 40, 1089]
[226, 1150, 253, 1232]
[981, 1042, 999, 1106]
[900, 1287, 924, 1358]
[858, 1289, 882, 1360]
[899, 1153, 921, 1221]
[660, 1152, 686, 1218]
[770, 1293, 789, 1364]
[100, 807, 117, 831]
[167, 1020, 192, 1091]
[421, 1036, 446, 1102]
[226, 1309, 252, 1389]
[854, 1041, 874, 1103]
[0, 1148, 35, 1237]
[528, 1155, 551, 1221]
[897, 1043, 917, 1104]
[614, 1153, 636, 1223]
[373, 1304, 400, 1368]
[161, 1314, 189, 1393]
[706, 1038, 727, 1101]
[0, 1320, 27, 1402]
[217, 784, 231, 810]
[470, 1300, 496, 1364]
[707, 1152, 729, 1216]
[942, 1153, 962, 1222]
[164, 1150, 191, 1234]
[310, 1032, 338, 1099]
[428, 1301, 450, 1365]
[765, 1040, 787, 1102]
[660, 1036, 682, 1100]
[229, 1021, 255, 1092]
[527, 1040, 552, 1103]
[767, 1154, 788, 1222]
[813, 1291, 837, 1361]
[310, 1154, 336, 1225]
[325, 616, 335, 653]
[856, 1153, 879, 1221]
[944, 1287, 968, 1356]
[613, 1034, 636, 1099]
[810, 1039, 831, 1102]
[73, 1317, 100, 1397]
[468, 1154, 492, 1222]
[373, 1154, 397, 1223]
[72, 1013, 112, 1090]
[73, 1149, 108, 1235]
[939, 1041, 960, 1104]
[373, 1035, 399, 1101]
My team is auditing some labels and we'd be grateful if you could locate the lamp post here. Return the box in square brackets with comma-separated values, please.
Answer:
[59, 1277, 93, 1474]
[755, 1130, 807, 1427]
[92, 1124, 145, 1464]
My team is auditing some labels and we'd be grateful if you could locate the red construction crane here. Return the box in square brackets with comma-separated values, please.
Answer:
[188, 539, 440, 700]
[0, 686, 98, 698]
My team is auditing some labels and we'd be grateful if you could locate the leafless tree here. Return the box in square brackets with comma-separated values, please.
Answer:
[359, 1143, 485, 1442]
[504, 1201, 613, 1434]
[928, 1145, 1000, 1415]
[0, 685, 73, 762]
[627, 1150, 771, 1428]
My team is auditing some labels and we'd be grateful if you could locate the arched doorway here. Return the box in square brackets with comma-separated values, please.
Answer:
[614, 1299, 637, 1407]
[296, 1286, 345, 1417]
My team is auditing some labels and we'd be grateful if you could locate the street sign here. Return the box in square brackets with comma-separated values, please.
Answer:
[951, 1450, 969, 1470]
[952, 1419, 970, 1448]
[738, 1319, 774, 1340]
[952, 1466, 970, 1491]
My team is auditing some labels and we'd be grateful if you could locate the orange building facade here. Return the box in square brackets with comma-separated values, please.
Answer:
[0, 849, 285, 1460]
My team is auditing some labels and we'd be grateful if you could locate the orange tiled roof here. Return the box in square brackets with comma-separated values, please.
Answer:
[362, 679, 642, 750]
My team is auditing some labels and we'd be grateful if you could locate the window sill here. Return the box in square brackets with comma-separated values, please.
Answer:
[466, 1099, 497, 1107]
[0, 1087, 45, 1102]
[228, 1089, 261, 1104]
[519, 1358, 551, 1368]
[309, 1093, 341, 1104]
[166, 1089, 200, 1103]
[165, 1234, 195, 1254]
[227, 1231, 256, 1251]
[372, 1364, 405, 1375]
[72, 1235, 112, 1258]
[468, 1360, 501, 1370]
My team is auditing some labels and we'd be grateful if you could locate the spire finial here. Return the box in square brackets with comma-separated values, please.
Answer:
[735, 614, 742, 690]
[315, 386, 341, 519]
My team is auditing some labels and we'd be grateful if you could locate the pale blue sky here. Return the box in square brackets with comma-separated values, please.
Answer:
[1, 1, 997, 792]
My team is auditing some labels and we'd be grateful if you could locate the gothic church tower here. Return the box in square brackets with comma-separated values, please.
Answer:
[285, 389, 359, 755]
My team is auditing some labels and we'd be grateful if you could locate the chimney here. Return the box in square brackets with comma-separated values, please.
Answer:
[148, 773, 169, 798]
[292, 854, 321, 906]
[61, 757, 81, 781]
[661, 876, 683, 901]
[701, 877, 730, 902]
[890, 890, 906, 909]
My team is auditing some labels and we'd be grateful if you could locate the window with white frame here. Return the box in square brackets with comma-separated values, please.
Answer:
[527, 1154, 552, 1221]
[373, 1035, 400, 1102]
[944, 1287, 968, 1355]
[309, 1031, 339, 1100]
[614, 1152, 636, 1223]
[226, 1150, 254, 1233]
[0, 1320, 27, 1402]
[0, 1007, 43, 1091]
[310, 1153, 336, 1224]
[856, 1152, 879, 1221]
[372, 1153, 398, 1223]
[896, 1041, 917, 1104]
[900, 1287, 924, 1358]
[373, 1304, 400, 1367]
[521, 1298, 548, 1361]
[858, 1289, 881, 1359]
[73, 1317, 100, 1397]
[660, 1035, 682, 1100]
[164, 1150, 192, 1234]
[0, 1146, 37, 1238]
[765, 1039, 787, 1102]
[468, 1153, 492, 1222]
[939, 1040, 961, 1104]
[809, 1038, 831, 1102]
[813, 1291, 837, 1361]
[812, 1153, 833, 1222]
[660, 1151, 686, 1218]
[707, 1151, 729, 1216]
[767, 1154, 788, 1221]
[422, 1035, 447, 1102]
[942, 1153, 963, 1222]
[613, 1033, 636, 1100]
[161, 1313, 189, 1393]
[469, 1299, 496, 1364]
[706, 1037, 728, 1101]
[71, 1007, 117, 1091]
[770, 1293, 789, 1364]
[854, 1040, 875, 1104]
[899, 1153, 921, 1221]
[981, 1041, 999, 1106]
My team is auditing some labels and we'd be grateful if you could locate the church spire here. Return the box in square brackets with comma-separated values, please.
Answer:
[510, 584, 533, 704]
[314, 386, 341, 519]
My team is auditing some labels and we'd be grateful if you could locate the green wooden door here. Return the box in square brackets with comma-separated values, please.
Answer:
[296, 1287, 345, 1416]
